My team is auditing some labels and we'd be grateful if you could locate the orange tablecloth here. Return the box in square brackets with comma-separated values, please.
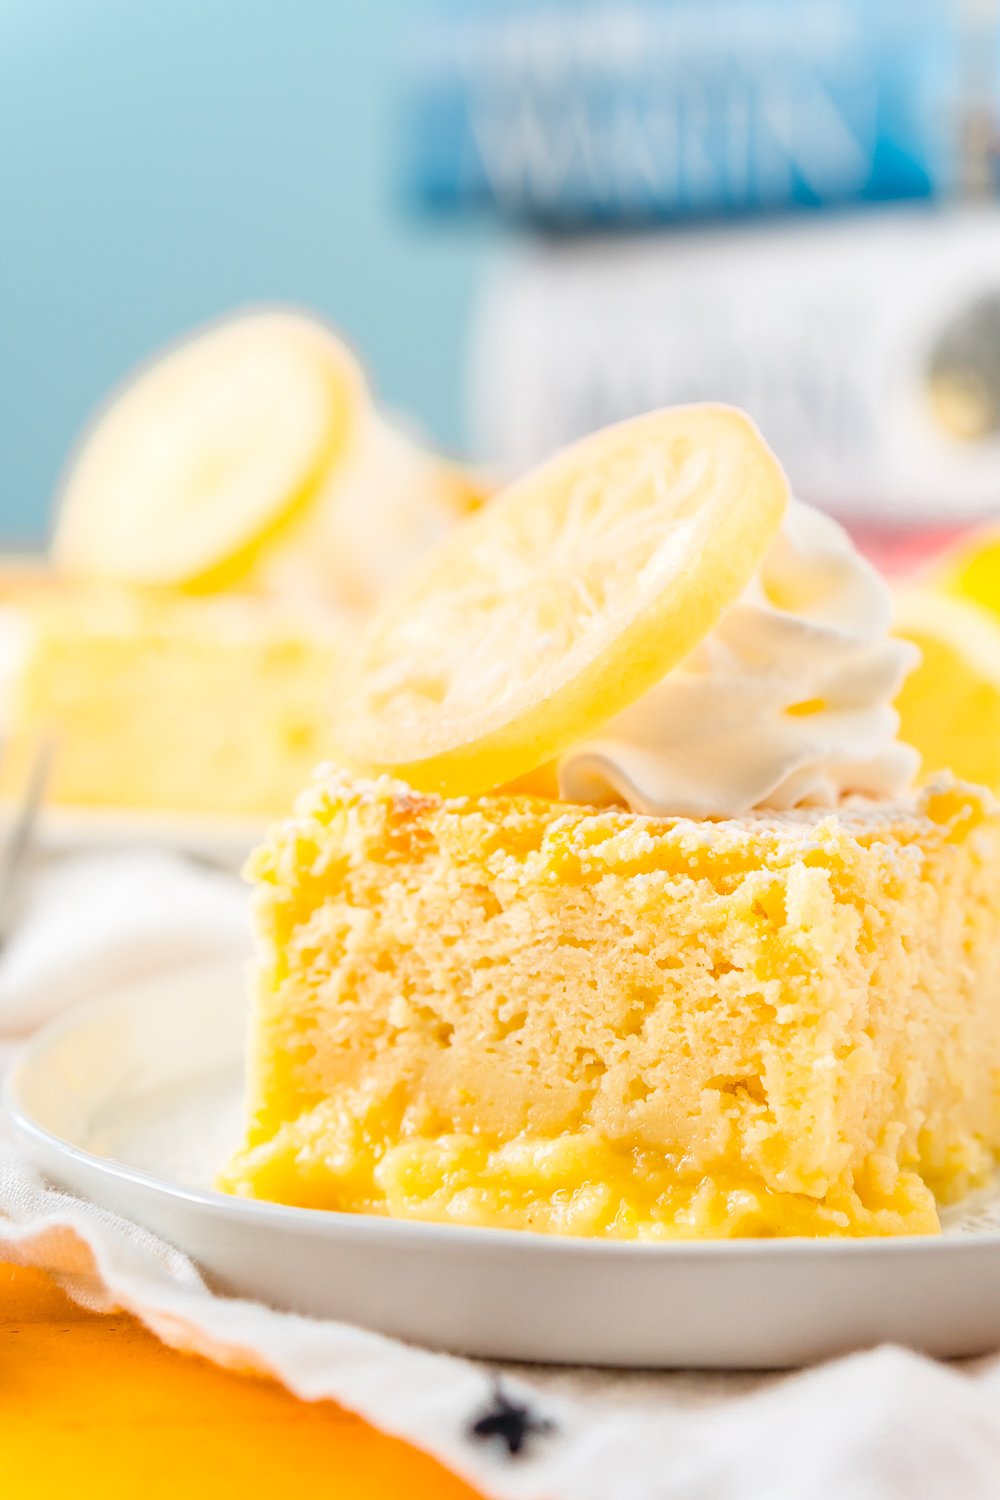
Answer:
[1, 1264, 479, 1499]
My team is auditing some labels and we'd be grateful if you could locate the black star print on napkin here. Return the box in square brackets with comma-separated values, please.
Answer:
[466, 1380, 556, 1458]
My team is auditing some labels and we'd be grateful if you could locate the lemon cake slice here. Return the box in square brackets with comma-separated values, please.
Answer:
[221, 404, 1000, 1237]
[220, 771, 1000, 1237]
[1, 585, 340, 819]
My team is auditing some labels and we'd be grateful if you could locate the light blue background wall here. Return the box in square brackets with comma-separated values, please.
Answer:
[0, 0, 492, 542]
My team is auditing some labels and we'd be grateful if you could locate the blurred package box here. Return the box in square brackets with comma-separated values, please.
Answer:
[471, 207, 1000, 530]
[407, 0, 1000, 226]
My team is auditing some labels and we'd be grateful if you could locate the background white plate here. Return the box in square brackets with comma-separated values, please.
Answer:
[8, 961, 1000, 1369]
[0, 801, 265, 869]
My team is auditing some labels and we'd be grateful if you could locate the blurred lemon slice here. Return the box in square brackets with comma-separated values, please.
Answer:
[927, 523, 1000, 623]
[54, 311, 364, 588]
[894, 590, 1000, 792]
[333, 404, 789, 796]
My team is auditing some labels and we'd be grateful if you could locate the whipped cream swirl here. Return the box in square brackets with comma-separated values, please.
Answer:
[558, 500, 920, 819]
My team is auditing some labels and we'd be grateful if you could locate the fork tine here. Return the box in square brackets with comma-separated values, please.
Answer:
[0, 736, 55, 953]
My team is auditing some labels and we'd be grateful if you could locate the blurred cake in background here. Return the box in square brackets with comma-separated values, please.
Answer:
[2, 585, 340, 820]
[0, 310, 483, 822]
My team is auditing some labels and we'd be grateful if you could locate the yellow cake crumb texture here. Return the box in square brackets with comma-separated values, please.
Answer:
[220, 770, 1000, 1238]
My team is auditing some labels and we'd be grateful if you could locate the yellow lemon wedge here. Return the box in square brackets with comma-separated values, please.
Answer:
[928, 523, 1000, 624]
[54, 310, 365, 589]
[894, 590, 1000, 792]
[332, 403, 789, 796]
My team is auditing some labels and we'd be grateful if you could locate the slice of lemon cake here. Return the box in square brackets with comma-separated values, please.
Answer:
[220, 771, 1000, 1236]
[1, 585, 340, 819]
[221, 404, 1000, 1236]
[0, 311, 484, 822]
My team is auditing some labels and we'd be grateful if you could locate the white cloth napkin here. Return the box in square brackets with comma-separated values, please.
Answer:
[0, 851, 249, 1034]
[4, 851, 1000, 1499]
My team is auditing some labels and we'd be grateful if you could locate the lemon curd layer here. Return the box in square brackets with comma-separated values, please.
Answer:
[220, 772, 1000, 1238]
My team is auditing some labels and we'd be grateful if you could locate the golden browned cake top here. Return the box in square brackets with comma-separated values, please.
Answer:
[253, 764, 997, 897]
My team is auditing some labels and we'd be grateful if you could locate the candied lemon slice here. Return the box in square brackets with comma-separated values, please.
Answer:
[894, 590, 1000, 792]
[54, 311, 364, 588]
[333, 404, 789, 795]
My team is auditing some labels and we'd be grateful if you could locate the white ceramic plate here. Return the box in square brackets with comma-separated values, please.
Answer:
[8, 961, 1000, 1370]
[0, 801, 265, 869]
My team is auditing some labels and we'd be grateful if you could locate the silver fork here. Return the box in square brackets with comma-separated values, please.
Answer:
[0, 738, 55, 957]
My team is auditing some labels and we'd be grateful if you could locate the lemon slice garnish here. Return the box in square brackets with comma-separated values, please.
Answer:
[54, 310, 364, 588]
[333, 404, 789, 796]
[894, 590, 1000, 792]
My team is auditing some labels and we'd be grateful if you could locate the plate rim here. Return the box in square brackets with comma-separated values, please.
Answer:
[8, 972, 1000, 1264]
[0, 798, 267, 860]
